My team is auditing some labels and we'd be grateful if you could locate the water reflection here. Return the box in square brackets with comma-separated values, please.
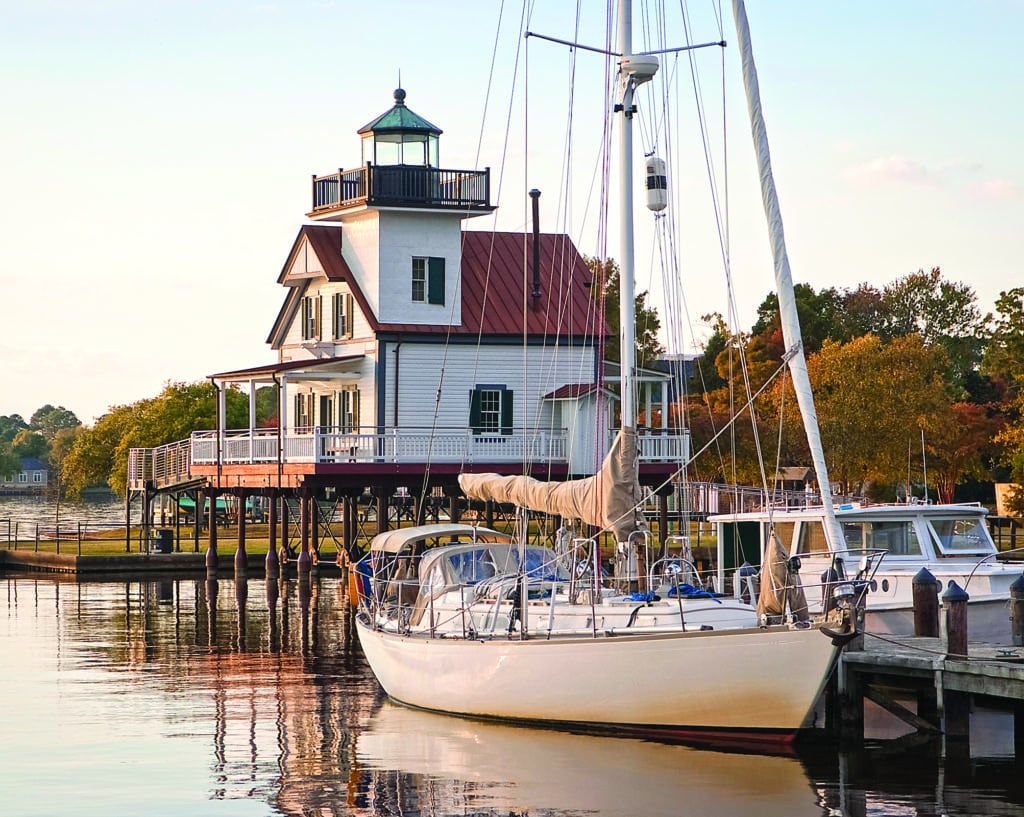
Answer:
[2, 575, 1024, 817]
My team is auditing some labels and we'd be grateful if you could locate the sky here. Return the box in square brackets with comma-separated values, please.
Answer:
[2, 1, 1021, 426]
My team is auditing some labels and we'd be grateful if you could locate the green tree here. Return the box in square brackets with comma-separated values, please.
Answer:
[750, 283, 846, 357]
[981, 287, 1024, 397]
[11, 429, 48, 460]
[50, 426, 82, 500]
[584, 255, 663, 369]
[0, 414, 28, 444]
[29, 404, 81, 440]
[0, 443, 20, 479]
[63, 381, 249, 497]
[879, 267, 987, 394]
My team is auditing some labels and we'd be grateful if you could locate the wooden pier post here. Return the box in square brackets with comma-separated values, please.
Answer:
[266, 491, 280, 578]
[279, 495, 290, 572]
[205, 490, 219, 577]
[234, 489, 248, 576]
[912, 567, 939, 637]
[942, 581, 971, 739]
[1010, 573, 1024, 647]
[297, 488, 313, 575]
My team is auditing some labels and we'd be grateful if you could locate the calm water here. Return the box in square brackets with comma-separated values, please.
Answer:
[2, 575, 1023, 817]
[0, 492, 130, 531]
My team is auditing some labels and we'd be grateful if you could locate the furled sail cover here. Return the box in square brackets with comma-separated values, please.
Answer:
[458, 427, 646, 542]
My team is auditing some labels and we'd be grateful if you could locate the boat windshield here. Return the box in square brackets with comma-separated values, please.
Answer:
[842, 520, 923, 557]
[928, 517, 994, 556]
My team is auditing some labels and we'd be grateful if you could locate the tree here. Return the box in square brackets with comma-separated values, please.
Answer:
[50, 426, 82, 500]
[750, 283, 846, 357]
[10, 429, 48, 460]
[29, 405, 81, 440]
[584, 255, 663, 369]
[795, 334, 953, 495]
[0, 444, 20, 479]
[982, 287, 1024, 397]
[0, 414, 28, 444]
[926, 402, 1005, 504]
[62, 381, 249, 497]
[878, 267, 987, 395]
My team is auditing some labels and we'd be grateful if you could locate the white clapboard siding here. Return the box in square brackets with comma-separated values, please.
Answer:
[385, 341, 596, 431]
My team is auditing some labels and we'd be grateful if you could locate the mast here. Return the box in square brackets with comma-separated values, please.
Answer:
[730, 0, 845, 550]
[617, 2, 637, 430]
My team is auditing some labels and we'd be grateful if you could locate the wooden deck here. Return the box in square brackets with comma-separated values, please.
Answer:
[835, 632, 1024, 752]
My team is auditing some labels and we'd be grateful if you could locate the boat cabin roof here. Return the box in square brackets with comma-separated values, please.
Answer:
[368, 524, 513, 554]
[708, 502, 989, 524]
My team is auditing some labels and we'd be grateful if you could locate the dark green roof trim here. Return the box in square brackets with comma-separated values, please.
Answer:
[358, 88, 442, 135]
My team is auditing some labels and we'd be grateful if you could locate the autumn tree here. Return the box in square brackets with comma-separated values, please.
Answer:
[797, 334, 953, 495]
[926, 402, 1005, 504]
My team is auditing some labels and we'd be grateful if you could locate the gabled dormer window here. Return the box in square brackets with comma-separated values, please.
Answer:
[332, 292, 354, 340]
[412, 257, 445, 305]
[301, 295, 321, 340]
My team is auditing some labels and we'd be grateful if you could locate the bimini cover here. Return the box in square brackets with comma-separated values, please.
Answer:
[368, 523, 511, 554]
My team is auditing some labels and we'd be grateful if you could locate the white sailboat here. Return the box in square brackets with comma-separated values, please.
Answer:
[355, 0, 866, 741]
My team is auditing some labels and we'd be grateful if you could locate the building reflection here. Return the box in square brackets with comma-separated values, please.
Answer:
[14, 575, 1024, 816]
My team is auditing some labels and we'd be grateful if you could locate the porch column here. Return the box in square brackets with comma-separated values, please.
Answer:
[205, 489, 219, 577]
[266, 490, 280, 578]
[234, 489, 248, 575]
[248, 380, 257, 464]
[297, 487, 313, 575]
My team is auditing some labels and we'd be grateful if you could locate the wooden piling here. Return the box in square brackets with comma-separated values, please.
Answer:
[942, 581, 971, 739]
[1011, 573, 1024, 647]
[912, 567, 939, 638]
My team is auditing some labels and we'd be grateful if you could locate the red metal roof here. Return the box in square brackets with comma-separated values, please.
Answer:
[285, 225, 605, 342]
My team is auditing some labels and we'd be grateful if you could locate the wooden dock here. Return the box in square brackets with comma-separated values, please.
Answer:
[835, 632, 1024, 753]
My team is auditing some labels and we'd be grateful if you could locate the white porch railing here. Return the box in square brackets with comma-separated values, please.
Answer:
[188, 427, 570, 465]
[129, 426, 689, 489]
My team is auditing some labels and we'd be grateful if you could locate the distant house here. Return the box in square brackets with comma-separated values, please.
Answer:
[0, 457, 48, 493]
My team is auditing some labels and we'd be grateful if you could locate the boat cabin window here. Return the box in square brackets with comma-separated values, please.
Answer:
[769, 522, 796, 553]
[928, 517, 993, 556]
[447, 549, 497, 584]
[796, 521, 830, 555]
[843, 521, 922, 557]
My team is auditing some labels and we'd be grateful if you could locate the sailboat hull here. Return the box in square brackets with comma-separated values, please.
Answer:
[356, 619, 839, 740]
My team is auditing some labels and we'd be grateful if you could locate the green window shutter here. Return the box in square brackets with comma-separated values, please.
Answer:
[353, 388, 360, 429]
[317, 295, 323, 339]
[500, 390, 513, 436]
[427, 257, 445, 305]
[346, 293, 354, 337]
[469, 389, 482, 432]
[301, 298, 309, 340]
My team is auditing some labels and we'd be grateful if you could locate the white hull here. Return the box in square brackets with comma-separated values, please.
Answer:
[356, 618, 840, 737]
